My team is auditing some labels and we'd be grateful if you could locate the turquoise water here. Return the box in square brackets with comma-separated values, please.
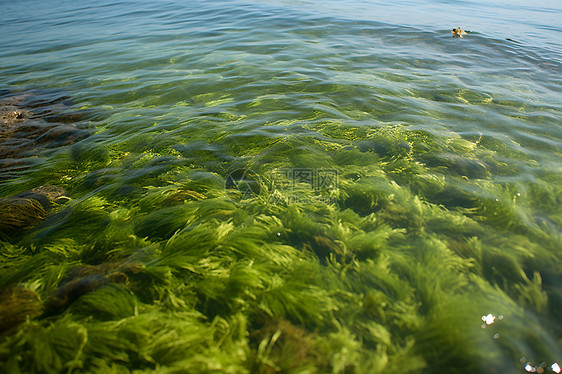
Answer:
[1, 0, 562, 373]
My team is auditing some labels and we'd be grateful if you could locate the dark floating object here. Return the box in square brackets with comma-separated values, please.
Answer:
[451, 27, 467, 38]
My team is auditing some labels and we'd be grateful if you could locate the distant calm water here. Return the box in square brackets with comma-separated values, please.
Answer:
[1, 0, 561, 373]
[2, 0, 560, 153]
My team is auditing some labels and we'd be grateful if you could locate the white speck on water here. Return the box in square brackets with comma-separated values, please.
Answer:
[482, 313, 495, 325]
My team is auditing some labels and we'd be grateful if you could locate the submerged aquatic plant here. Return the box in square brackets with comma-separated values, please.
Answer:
[0, 90, 561, 374]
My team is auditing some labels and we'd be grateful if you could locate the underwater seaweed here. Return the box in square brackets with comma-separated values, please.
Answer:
[0, 51, 561, 374]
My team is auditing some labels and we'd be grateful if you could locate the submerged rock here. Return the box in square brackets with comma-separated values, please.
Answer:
[0, 198, 47, 233]
[0, 89, 90, 180]
[0, 286, 43, 333]
[44, 261, 144, 315]
[45, 274, 109, 313]
[0, 185, 69, 235]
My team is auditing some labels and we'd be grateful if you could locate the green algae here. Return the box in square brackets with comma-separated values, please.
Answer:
[1, 65, 562, 374]
[1, 117, 560, 374]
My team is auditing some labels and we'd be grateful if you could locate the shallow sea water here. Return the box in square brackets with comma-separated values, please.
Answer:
[0, 0, 561, 373]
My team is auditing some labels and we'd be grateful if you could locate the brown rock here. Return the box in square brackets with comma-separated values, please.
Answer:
[0, 286, 43, 333]
[0, 185, 68, 235]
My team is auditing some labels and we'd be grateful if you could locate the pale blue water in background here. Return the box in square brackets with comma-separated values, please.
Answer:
[1, 0, 560, 147]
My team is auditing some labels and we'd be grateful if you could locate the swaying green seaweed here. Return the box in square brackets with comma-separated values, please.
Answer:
[1, 112, 560, 373]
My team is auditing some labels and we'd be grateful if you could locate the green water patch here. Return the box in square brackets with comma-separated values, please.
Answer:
[1, 117, 561, 373]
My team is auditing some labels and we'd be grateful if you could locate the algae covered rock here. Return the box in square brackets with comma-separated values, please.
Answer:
[44, 261, 144, 315]
[0, 185, 69, 235]
[0, 286, 43, 333]
[0, 89, 90, 180]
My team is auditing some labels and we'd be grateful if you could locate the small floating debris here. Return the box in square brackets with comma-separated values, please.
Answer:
[451, 27, 467, 38]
